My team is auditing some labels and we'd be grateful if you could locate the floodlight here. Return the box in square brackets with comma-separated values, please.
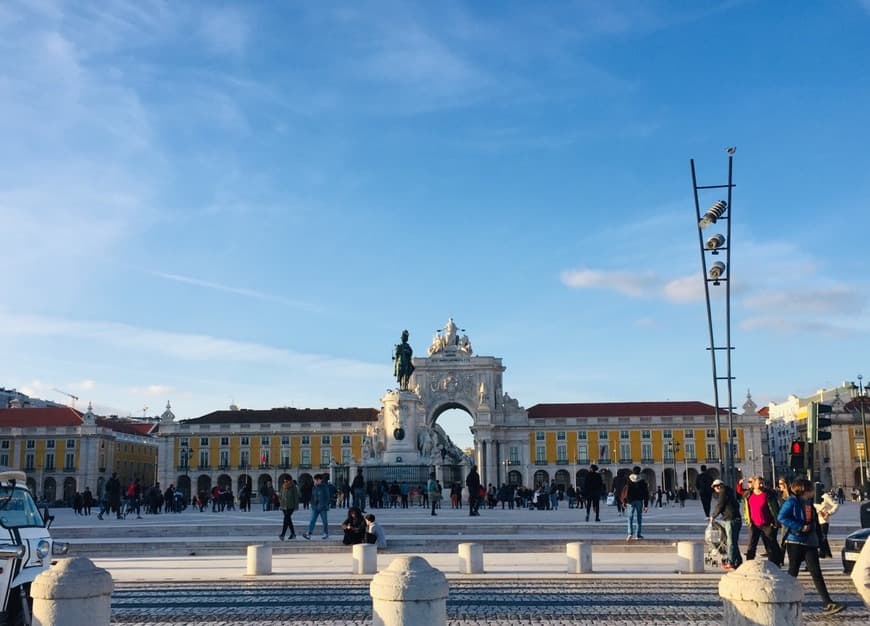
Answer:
[699, 200, 727, 228]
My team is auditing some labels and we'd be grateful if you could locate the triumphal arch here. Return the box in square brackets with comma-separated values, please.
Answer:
[361, 319, 529, 487]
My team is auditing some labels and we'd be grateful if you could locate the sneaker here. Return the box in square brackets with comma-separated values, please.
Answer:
[822, 603, 845, 616]
[626, 535, 633, 542]
[278, 535, 284, 541]
[637, 535, 644, 539]
[321, 534, 329, 540]
[302, 533, 311, 540]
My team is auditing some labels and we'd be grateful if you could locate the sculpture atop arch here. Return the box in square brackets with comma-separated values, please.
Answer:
[427, 317, 472, 357]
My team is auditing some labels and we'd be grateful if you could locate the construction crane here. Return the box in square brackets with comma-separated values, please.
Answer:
[52, 388, 79, 409]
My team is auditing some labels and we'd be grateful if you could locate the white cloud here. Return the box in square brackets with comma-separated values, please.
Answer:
[130, 384, 173, 397]
[744, 286, 866, 315]
[662, 274, 704, 303]
[0, 310, 382, 378]
[560, 268, 654, 297]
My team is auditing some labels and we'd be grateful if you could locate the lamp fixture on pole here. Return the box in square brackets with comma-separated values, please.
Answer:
[690, 151, 737, 487]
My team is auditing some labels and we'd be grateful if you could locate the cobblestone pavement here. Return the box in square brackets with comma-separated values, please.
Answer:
[111, 576, 868, 625]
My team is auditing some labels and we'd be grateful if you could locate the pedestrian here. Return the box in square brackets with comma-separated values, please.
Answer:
[710, 478, 742, 569]
[364, 513, 387, 548]
[105, 472, 122, 519]
[814, 491, 838, 559]
[466, 465, 481, 516]
[427, 472, 440, 516]
[778, 478, 845, 616]
[303, 474, 331, 540]
[624, 466, 649, 542]
[82, 486, 93, 516]
[612, 471, 628, 518]
[278, 477, 300, 541]
[742, 476, 783, 566]
[696, 465, 714, 517]
[583, 464, 604, 522]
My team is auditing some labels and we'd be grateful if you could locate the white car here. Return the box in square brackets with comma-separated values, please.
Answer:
[0, 471, 69, 626]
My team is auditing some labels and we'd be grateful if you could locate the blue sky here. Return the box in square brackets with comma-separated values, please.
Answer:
[2, 1, 869, 444]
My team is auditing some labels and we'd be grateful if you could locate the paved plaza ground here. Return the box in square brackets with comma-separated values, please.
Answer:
[45, 499, 870, 624]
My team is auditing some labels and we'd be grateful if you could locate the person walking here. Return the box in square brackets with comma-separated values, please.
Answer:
[351, 469, 366, 511]
[583, 464, 604, 522]
[742, 476, 783, 566]
[778, 478, 845, 616]
[612, 471, 628, 518]
[278, 477, 300, 541]
[710, 478, 742, 569]
[466, 465, 481, 516]
[696, 465, 714, 517]
[303, 474, 331, 540]
[427, 472, 441, 516]
[624, 466, 649, 541]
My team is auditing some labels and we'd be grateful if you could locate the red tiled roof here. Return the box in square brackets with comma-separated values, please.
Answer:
[96, 417, 156, 437]
[758, 406, 770, 417]
[0, 406, 83, 427]
[182, 407, 380, 425]
[527, 401, 721, 419]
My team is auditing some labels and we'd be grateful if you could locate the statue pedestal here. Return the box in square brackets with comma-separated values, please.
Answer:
[381, 390, 423, 464]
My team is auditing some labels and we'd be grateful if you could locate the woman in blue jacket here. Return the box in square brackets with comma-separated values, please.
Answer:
[777, 478, 844, 616]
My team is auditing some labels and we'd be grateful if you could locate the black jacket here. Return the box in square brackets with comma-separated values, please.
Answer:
[712, 485, 741, 521]
[625, 474, 649, 506]
[583, 472, 604, 498]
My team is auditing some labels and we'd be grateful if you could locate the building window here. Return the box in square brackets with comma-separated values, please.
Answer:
[685, 443, 696, 460]
[641, 442, 652, 461]
[25, 454, 35, 470]
[281, 448, 290, 467]
[281, 436, 290, 445]
[577, 431, 587, 440]
[220, 437, 229, 446]
[0, 440, 8, 449]
[240, 450, 250, 467]
[179, 437, 189, 447]
[619, 443, 630, 462]
[320, 449, 331, 466]
[301, 449, 311, 466]
[557, 444, 567, 462]
[45, 453, 55, 471]
[620, 430, 629, 440]
[535, 445, 546, 463]
[220, 450, 229, 467]
[199, 437, 208, 446]
[240, 436, 250, 446]
[0, 454, 8, 467]
[66, 439, 76, 448]
[663, 430, 672, 439]
[199, 450, 209, 468]
[341, 448, 352, 464]
[664, 445, 674, 462]
[684, 430, 694, 439]
[301, 436, 310, 445]
[706, 443, 718, 460]
[599, 431, 609, 440]
[26, 440, 35, 449]
[65, 452, 75, 470]
[261, 436, 270, 446]
[321, 435, 331, 445]
[260, 450, 270, 466]
[47, 440, 56, 449]
[577, 444, 588, 463]
[706, 429, 716, 439]
[342, 435, 351, 445]
[598, 442, 609, 463]
[535, 431, 545, 441]
[557, 431, 566, 441]
[641, 430, 651, 440]
[509, 447, 520, 464]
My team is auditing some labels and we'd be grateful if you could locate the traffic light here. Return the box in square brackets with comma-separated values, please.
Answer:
[789, 440, 806, 469]
[808, 402, 834, 443]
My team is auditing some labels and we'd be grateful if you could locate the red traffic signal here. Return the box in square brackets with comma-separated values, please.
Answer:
[791, 441, 803, 455]
[789, 440, 806, 469]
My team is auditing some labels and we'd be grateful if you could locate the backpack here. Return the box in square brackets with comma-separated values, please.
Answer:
[619, 482, 629, 504]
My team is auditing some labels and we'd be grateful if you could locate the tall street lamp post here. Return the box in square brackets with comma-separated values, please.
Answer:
[848, 375, 870, 485]
[691, 150, 737, 487]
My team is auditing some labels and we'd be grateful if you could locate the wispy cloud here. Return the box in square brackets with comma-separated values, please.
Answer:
[147, 271, 322, 313]
[130, 384, 173, 397]
[739, 316, 861, 337]
[744, 287, 866, 315]
[0, 310, 380, 377]
[560, 268, 653, 297]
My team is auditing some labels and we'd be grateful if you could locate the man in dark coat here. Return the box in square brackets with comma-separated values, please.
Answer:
[583, 464, 604, 522]
[105, 472, 122, 519]
[696, 465, 714, 517]
[466, 465, 481, 516]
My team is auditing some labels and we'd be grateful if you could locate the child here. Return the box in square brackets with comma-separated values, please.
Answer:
[364, 513, 387, 548]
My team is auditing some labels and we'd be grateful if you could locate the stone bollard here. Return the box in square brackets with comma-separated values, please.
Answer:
[718, 559, 803, 626]
[31, 557, 113, 626]
[852, 535, 870, 607]
[458, 542, 484, 574]
[246, 544, 272, 576]
[370, 556, 448, 626]
[353, 543, 378, 575]
[566, 542, 593, 574]
[676, 541, 705, 574]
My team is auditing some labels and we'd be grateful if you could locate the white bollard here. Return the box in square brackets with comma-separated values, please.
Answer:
[31, 557, 113, 626]
[676, 541, 705, 574]
[246, 544, 272, 576]
[353, 543, 378, 575]
[458, 542, 484, 574]
[566, 542, 593, 574]
[852, 536, 870, 608]
[370, 556, 448, 626]
[718, 559, 803, 625]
